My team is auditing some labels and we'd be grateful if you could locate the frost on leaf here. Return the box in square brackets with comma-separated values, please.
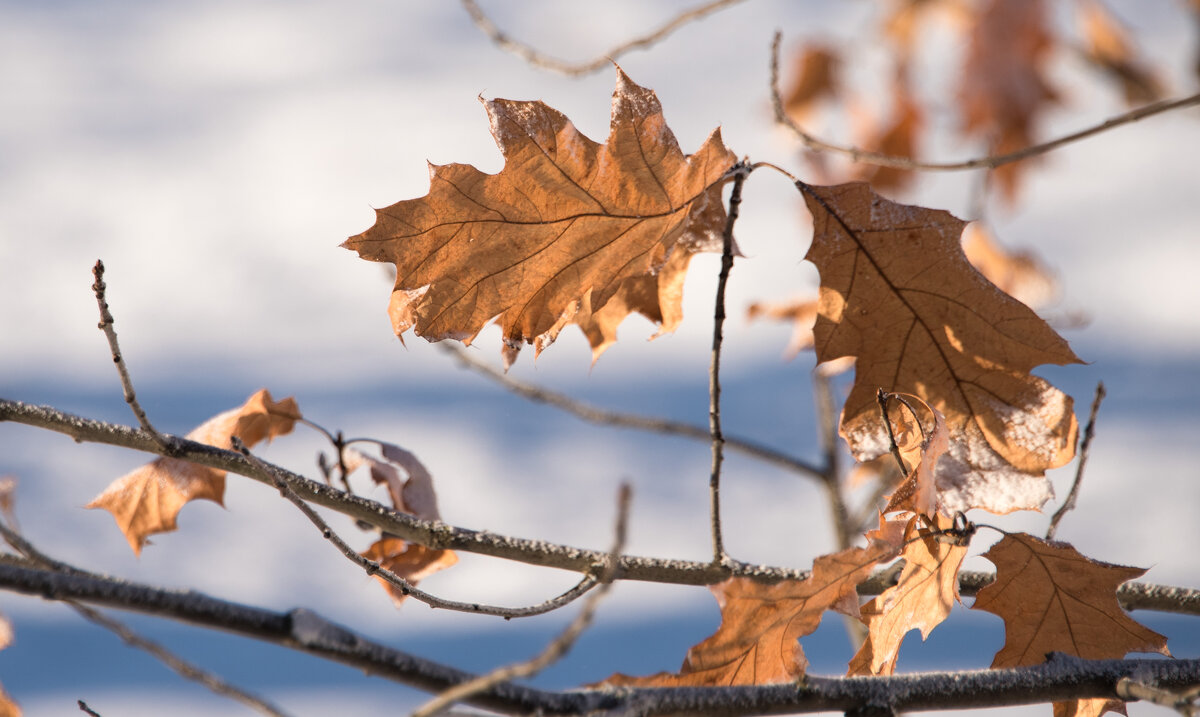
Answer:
[848, 515, 967, 675]
[798, 181, 1081, 514]
[87, 389, 301, 554]
[343, 67, 737, 366]
[604, 539, 899, 687]
[344, 443, 456, 606]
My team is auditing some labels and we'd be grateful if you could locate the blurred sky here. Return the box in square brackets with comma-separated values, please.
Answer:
[1, 1, 1198, 715]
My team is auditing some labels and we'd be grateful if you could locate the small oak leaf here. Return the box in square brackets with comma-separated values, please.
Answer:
[972, 533, 1169, 668]
[848, 515, 967, 675]
[880, 393, 949, 518]
[783, 45, 841, 123]
[604, 538, 900, 687]
[344, 67, 737, 366]
[1077, 0, 1163, 105]
[798, 181, 1081, 514]
[87, 389, 301, 554]
[361, 537, 458, 607]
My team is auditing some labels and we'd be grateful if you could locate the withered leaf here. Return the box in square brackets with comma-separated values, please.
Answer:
[961, 222, 1056, 310]
[344, 67, 737, 366]
[87, 389, 301, 554]
[1077, 0, 1163, 105]
[783, 45, 841, 122]
[880, 393, 949, 518]
[972, 533, 1169, 668]
[605, 539, 899, 687]
[848, 515, 967, 675]
[798, 181, 1081, 514]
[361, 537, 458, 607]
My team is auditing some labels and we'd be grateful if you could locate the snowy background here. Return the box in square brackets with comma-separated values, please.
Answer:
[1, 1, 1197, 715]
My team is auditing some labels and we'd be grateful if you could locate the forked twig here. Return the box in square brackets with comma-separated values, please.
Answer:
[90, 260, 168, 447]
[1117, 677, 1200, 716]
[0, 521, 289, 717]
[1046, 381, 1107, 541]
[461, 0, 749, 76]
[230, 437, 602, 619]
[770, 32, 1200, 174]
[411, 484, 632, 717]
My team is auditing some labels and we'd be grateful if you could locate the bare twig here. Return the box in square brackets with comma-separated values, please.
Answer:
[90, 260, 167, 447]
[770, 32, 1200, 174]
[441, 344, 824, 480]
[813, 370, 852, 550]
[77, 701, 102, 716]
[1046, 381, 1107, 540]
[0, 521, 290, 717]
[706, 165, 749, 564]
[1117, 677, 1200, 716]
[461, 0, 749, 76]
[412, 484, 632, 717]
[5, 398, 1200, 610]
[230, 436, 600, 619]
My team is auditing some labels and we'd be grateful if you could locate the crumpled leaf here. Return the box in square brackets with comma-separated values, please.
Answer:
[604, 538, 900, 687]
[879, 393, 949, 518]
[799, 181, 1081, 514]
[344, 443, 455, 606]
[344, 67, 737, 366]
[973, 533, 1169, 667]
[87, 390, 301, 554]
[957, 0, 1059, 203]
[973, 533, 1167, 717]
[848, 515, 967, 675]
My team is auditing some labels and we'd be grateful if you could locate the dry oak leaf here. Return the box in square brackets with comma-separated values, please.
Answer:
[782, 44, 841, 123]
[973, 532, 1169, 667]
[343, 67, 737, 367]
[848, 515, 968, 676]
[343, 443, 455, 606]
[87, 389, 301, 554]
[798, 181, 1081, 514]
[879, 393, 949, 518]
[957, 0, 1059, 203]
[973, 533, 1167, 717]
[1077, 0, 1163, 105]
[605, 538, 900, 688]
[851, 75, 924, 193]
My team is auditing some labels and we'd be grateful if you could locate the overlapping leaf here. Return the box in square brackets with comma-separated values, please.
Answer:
[344, 68, 737, 366]
[87, 390, 300, 554]
[848, 516, 967, 675]
[605, 539, 899, 687]
[798, 181, 1081, 514]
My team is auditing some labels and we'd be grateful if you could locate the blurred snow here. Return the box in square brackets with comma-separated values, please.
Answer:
[1, 1, 1197, 715]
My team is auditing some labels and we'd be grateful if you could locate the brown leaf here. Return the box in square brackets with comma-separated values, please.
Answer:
[957, 0, 1059, 203]
[361, 537, 458, 607]
[1055, 697, 1127, 717]
[343, 67, 737, 366]
[87, 389, 301, 554]
[605, 538, 900, 687]
[746, 296, 819, 358]
[962, 223, 1056, 310]
[783, 45, 841, 123]
[848, 515, 967, 675]
[880, 394, 949, 518]
[799, 182, 1080, 514]
[344, 443, 455, 606]
[1077, 0, 1163, 105]
[852, 77, 923, 192]
[972, 533, 1169, 668]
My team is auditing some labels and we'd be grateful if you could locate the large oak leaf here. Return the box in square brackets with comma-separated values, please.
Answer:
[344, 68, 737, 365]
[798, 181, 1081, 514]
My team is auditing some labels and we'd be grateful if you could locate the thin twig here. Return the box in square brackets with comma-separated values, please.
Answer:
[770, 31, 1200, 173]
[441, 344, 824, 480]
[6, 398, 1200, 607]
[706, 165, 749, 564]
[461, 0, 749, 76]
[230, 437, 601, 619]
[813, 370, 852, 550]
[0, 521, 290, 717]
[1117, 677, 1200, 716]
[90, 260, 167, 447]
[77, 701, 102, 717]
[1046, 381, 1106, 541]
[412, 484, 632, 717]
